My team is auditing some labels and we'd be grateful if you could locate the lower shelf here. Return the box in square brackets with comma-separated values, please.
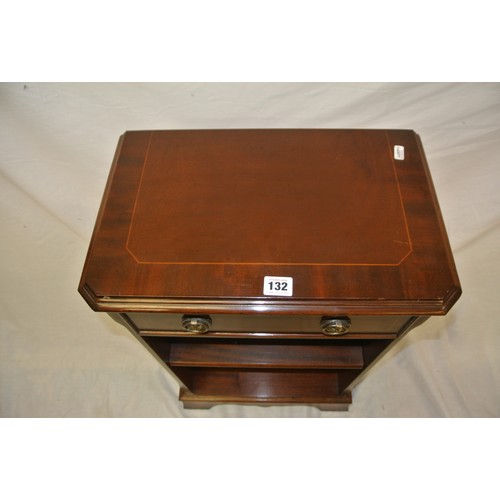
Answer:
[172, 367, 357, 410]
[179, 388, 352, 411]
[140, 336, 392, 410]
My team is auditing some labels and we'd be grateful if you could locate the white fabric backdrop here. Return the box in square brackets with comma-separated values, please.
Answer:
[1, 82, 499, 417]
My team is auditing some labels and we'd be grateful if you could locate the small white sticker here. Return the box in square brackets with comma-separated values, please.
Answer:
[263, 276, 293, 296]
[394, 145, 405, 160]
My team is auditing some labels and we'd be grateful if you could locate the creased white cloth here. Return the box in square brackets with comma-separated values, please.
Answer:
[1, 82, 499, 417]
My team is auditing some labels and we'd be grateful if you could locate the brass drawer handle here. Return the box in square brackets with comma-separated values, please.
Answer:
[182, 315, 212, 334]
[320, 316, 351, 336]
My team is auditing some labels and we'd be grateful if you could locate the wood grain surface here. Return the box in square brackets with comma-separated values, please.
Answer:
[80, 129, 460, 315]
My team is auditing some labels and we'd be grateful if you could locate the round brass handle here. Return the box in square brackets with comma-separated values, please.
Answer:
[181, 315, 212, 334]
[320, 316, 351, 336]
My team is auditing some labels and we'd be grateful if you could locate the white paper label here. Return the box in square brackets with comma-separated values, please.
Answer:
[394, 145, 405, 160]
[263, 276, 293, 296]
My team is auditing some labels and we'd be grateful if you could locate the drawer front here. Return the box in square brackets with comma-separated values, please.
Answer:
[124, 312, 416, 339]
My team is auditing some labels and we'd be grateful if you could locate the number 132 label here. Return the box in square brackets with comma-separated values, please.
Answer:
[263, 276, 293, 297]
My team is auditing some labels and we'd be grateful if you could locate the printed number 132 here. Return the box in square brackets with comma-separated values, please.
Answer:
[269, 281, 288, 291]
[263, 276, 293, 296]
